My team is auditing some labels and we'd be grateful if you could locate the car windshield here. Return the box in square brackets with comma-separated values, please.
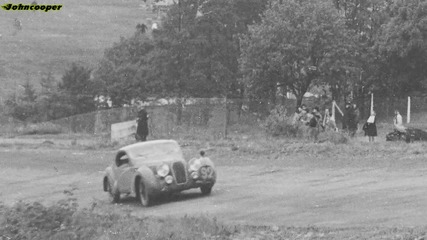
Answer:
[126, 141, 184, 166]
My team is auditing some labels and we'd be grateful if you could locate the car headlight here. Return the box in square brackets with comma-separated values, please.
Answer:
[157, 164, 170, 177]
[189, 159, 202, 172]
[165, 175, 173, 184]
[191, 171, 199, 179]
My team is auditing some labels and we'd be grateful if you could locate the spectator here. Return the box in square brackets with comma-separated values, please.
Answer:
[308, 107, 322, 142]
[353, 103, 360, 131]
[342, 102, 350, 131]
[312, 107, 322, 125]
[301, 104, 307, 110]
[324, 108, 338, 132]
[295, 107, 309, 138]
[363, 111, 377, 142]
[344, 102, 357, 137]
[136, 108, 149, 142]
[298, 105, 309, 123]
[292, 107, 301, 125]
[394, 110, 406, 133]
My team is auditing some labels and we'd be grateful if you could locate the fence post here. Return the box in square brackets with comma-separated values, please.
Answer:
[223, 97, 228, 138]
[407, 96, 411, 124]
[331, 101, 336, 121]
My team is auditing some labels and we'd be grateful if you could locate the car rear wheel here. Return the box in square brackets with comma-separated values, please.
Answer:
[138, 180, 151, 207]
[107, 180, 120, 203]
[200, 185, 212, 195]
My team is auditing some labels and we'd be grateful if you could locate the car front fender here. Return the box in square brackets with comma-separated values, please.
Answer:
[189, 157, 217, 185]
[131, 166, 159, 195]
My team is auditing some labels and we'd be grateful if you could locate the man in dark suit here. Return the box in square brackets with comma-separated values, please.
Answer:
[136, 109, 149, 142]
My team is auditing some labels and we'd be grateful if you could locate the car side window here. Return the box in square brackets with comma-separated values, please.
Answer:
[115, 152, 130, 167]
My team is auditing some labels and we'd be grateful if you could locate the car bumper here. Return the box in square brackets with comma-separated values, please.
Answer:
[152, 177, 215, 195]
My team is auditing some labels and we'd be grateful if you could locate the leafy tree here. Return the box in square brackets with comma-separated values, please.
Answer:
[21, 79, 37, 103]
[375, 0, 427, 97]
[94, 0, 267, 118]
[57, 63, 96, 116]
[4, 80, 38, 123]
[330, 0, 392, 117]
[147, 0, 197, 99]
[36, 71, 58, 121]
[40, 71, 56, 95]
[95, 28, 155, 107]
[144, 0, 269, 123]
[192, 0, 268, 99]
[240, 0, 351, 107]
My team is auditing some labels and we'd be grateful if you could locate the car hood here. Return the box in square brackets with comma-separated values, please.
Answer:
[132, 158, 185, 168]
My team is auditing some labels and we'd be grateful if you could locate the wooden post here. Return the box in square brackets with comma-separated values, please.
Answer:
[333, 101, 344, 117]
[331, 101, 336, 121]
[407, 96, 411, 124]
[223, 96, 228, 139]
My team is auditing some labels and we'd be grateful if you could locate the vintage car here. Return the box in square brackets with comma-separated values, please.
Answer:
[103, 139, 216, 206]
[386, 128, 427, 143]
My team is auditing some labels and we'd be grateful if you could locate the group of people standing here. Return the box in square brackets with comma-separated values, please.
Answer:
[341, 102, 379, 142]
[136, 103, 405, 143]
[292, 102, 380, 142]
[292, 104, 326, 142]
[361, 109, 406, 142]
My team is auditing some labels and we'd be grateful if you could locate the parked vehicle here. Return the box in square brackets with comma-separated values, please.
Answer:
[386, 128, 427, 143]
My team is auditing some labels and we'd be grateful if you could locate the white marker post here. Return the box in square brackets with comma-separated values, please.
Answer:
[407, 96, 411, 124]
[333, 101, 344, 117]
[331, 101, 336, 121]
[370, 93, 374, 114]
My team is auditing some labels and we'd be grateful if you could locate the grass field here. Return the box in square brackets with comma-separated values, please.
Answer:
[0, 0, 157, 99]
[1, 134, 427, 239]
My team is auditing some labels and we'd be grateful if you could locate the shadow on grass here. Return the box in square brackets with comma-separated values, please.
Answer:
[116, 190, 213, 207]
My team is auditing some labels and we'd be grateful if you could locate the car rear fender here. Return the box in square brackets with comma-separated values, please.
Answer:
[103, 166, 115, 192]
[132, 166, 159, 195]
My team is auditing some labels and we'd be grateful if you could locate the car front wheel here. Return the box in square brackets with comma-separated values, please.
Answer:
[138, 180, 151, 207]
[200, 185, 213, 195]
[107, 180, 120, 203]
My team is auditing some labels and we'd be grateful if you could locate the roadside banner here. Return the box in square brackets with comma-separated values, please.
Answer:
[111, 120, 137, 141]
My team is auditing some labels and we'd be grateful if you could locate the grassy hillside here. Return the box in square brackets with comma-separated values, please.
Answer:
[0, 0, 157, 102]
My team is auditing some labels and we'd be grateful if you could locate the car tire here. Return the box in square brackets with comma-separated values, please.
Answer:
[107, 180, 120, 203]
[200, 185, 212, 195]
[138, 180, 151, 207]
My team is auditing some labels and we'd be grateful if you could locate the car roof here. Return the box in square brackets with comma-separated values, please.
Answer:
[119, 139, 179, 153]
[118, 140, 183, 165]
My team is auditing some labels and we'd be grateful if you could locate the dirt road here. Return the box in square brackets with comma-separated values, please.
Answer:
[1, 147, 426, 228]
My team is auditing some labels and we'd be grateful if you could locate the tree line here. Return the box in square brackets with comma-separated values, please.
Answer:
[5, 0, 427, 123]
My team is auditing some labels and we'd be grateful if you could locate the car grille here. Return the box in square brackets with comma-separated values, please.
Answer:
[172, 162, 186, 184]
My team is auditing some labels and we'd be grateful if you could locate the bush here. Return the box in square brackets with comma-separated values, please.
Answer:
[0, 198, 78, 240]
[17, 122, 64, 135]
[0, 199, 234, 240]
[262, 106, 297, 137]
[318, 131, 348, 144]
